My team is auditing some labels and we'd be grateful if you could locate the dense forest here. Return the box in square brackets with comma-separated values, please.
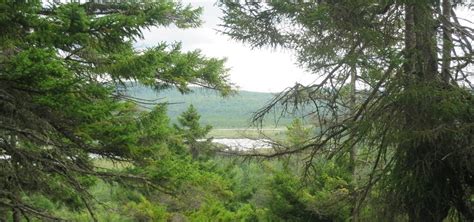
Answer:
[0, 0, 472, 222]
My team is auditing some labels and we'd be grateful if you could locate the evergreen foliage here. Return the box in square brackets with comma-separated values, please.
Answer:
[0, 1, 232, 220]
[174, 104, 213, 159]
[1, 0, 473, 221]
[219, 0, 474, 220]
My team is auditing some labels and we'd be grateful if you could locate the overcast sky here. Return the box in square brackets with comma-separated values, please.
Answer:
[135, 0, 314, 93]
[135, 1, 473, 92]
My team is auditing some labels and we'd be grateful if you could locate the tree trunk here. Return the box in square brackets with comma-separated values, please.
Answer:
[404, 3, 416, 77]
[413, 2, 438, 79]
[403, 1, 449, 221]
[9, 135, 22, 222]
[12, 207, 21, 222]
[349, 65, 358, 222]
[349, 65, 357, 175]
[441, 0, 452, 83]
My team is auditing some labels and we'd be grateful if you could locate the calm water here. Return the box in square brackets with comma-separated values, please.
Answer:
[211, 138, 272, 151]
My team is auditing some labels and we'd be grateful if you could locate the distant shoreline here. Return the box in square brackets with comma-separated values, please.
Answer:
[209, 128, 287, 139]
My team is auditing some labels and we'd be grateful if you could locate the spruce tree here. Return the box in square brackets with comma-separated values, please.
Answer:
[175, 104, 212, 159]
[219, 0, 473, 220]
[0, 1, 230, 220]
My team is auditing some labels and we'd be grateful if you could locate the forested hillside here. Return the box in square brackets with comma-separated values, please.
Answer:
[126, 85, 298, 128]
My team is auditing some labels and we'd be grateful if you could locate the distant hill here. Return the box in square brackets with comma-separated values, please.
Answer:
[125, 85, 302, 128]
